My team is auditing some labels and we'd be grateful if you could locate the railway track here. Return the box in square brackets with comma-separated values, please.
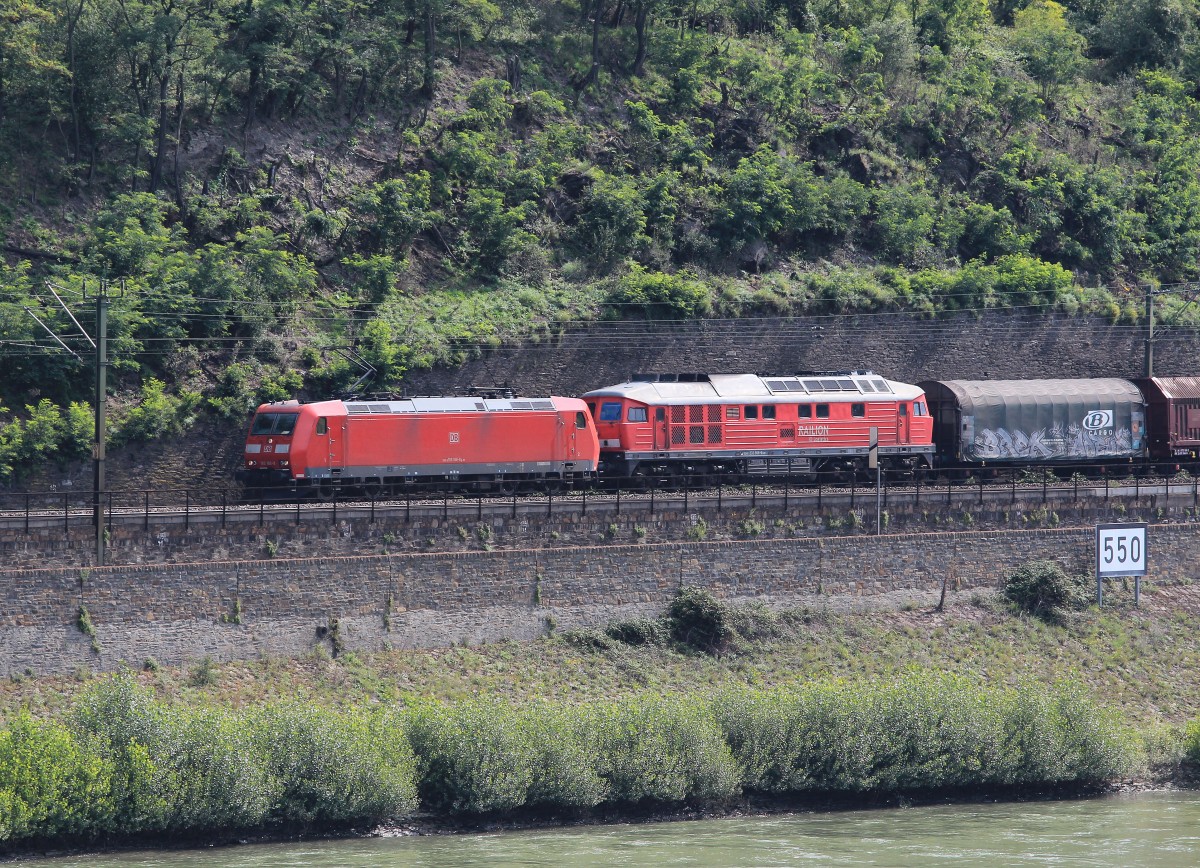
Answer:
[1, 472, 1195, 534]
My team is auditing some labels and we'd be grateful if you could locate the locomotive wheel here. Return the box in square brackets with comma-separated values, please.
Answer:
[315, 480, 336, 501]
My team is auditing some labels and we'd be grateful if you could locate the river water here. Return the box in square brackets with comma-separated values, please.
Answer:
[20, 792, 1200, 867]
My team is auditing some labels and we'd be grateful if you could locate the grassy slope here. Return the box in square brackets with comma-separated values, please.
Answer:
[4, 584, 1199, 737]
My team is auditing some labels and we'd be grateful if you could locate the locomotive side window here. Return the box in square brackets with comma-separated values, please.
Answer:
[599, 402, 622, 422]
[628, 407, 648, 422]
[816, 404, 830, 418]
[913, 401, 927, 416]
[726, 407, 740, 420]
[851, 403, 865, 417]
[316, 417, 328, 435]
[576, 411, 588, 428]
[745, 406, 759, 420]
[586, 402, 596, 416]
[798, 405, 812, 418]
[763, 406, 776, 419]
[899, 403, 908, 417]
[655, 407, 665, 421]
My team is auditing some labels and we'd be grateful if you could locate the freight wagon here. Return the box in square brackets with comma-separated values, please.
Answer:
[919, 379, 1146, 467]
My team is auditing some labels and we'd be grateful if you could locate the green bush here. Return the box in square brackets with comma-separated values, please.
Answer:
[252, 701, 417, 826]
[0, 711, 112, 842]
[594, 695, 739, 805]
[114, 379, 201, 445]
[668, 587, 733, 653]
[405, 700, 538, 814]
[715, 674, 1129, 795]
[610, 265, 711, 318]
[1003, 560, 1090, 618]
[523, 704, 609, 809]
[605, 618, 669, 646]
[72, 676, 275, 833]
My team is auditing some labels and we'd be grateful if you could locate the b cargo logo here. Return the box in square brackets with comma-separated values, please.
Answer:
[1083, 410, 1113, 431]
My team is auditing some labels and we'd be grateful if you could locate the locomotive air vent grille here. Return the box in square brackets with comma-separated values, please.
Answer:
[346, 404, 370, 414]
[511, 401, 533, 410]
[533, 400, 555, 410]
[369, 404, 392, 413]
[475, 402, 486, 410]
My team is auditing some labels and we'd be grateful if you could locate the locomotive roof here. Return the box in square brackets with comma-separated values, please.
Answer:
[919, 379, 1144, 411]
[256, 396, 574, 415]
[583, 373, 924, 403]
[342, 396, 569, 415]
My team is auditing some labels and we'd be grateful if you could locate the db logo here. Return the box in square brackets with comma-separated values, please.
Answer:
[1083, 410, 1113, 430]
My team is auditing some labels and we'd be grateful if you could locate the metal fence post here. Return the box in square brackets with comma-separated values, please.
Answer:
[185, 490, 190, 531]
[24, 493, 29, 535]
[221, 490, 227, 529]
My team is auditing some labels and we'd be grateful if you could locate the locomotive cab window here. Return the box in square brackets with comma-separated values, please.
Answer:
[628, 407, 648, 422]
[599, 402, 622, 422]
[252, 413, 299, 436]
[763, 406, 776, 419]
[745, 406, 759, 420]
[851, 403, 865, 417]
[799, 405, 812, 418]
[899, 403, 908, 417]
[913, 401, 927, 416]
[576, 411, 588, 428]
[816, 404, 830, 419]
[586, 402, 596, 417]
[315, 417, 328, 435]
[655, 407, 665, 421]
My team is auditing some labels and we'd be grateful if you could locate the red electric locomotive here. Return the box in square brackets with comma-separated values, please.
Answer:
[242, 394, 600, 495]
[581, 372, 934, 478]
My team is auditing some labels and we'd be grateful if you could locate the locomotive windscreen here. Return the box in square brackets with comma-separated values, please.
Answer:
[251, 413, 299, 435]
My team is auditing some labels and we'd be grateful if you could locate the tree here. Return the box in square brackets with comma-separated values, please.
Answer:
[1010, 1, 1087, 102]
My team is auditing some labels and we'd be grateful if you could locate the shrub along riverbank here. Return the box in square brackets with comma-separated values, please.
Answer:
[1, 672, 1133, 851]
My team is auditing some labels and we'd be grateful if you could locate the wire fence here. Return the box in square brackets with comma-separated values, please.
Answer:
[1, 464, 1194, 537]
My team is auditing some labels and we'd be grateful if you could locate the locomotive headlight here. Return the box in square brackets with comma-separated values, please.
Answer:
[280, 460, 289, 467]
[248, 460, 257, 466]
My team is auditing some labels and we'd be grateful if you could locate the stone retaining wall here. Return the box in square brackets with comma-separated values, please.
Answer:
[3, 523, 1198, 677]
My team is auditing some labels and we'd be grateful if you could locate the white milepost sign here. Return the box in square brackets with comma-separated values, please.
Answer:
[1095, 523, 1148, 607]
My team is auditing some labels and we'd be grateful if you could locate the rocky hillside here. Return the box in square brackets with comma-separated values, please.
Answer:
[3, 0, 1200, 484]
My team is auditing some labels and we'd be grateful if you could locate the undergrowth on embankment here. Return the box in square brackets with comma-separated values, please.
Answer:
[7, 584, 1200, 850]
[1, 672, 1131, 850]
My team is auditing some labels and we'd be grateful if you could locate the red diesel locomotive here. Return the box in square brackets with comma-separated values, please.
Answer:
[242, 394, 600, 494]
[581, 372, 934, 478]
